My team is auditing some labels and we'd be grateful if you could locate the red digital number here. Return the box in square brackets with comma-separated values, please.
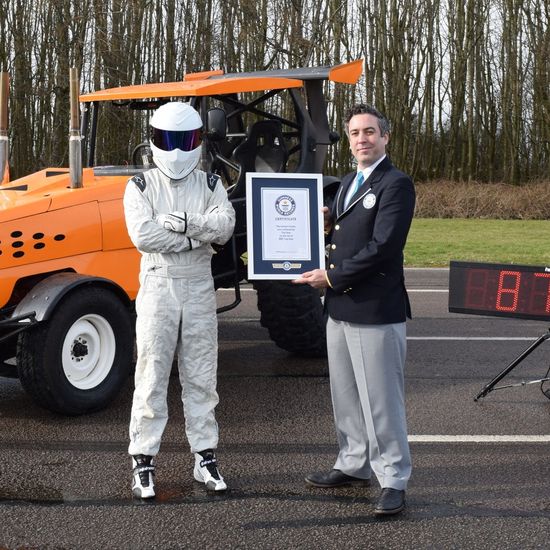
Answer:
[496, 270, 521, 312]
[530, 273, 550, 314]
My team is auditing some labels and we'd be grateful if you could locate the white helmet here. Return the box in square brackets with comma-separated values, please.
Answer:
[150, 102, 203, 180]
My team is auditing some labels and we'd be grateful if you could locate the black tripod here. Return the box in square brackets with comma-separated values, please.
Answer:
[474, 328, 550, 401]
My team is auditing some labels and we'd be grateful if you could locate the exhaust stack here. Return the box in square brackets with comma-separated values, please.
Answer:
[0, 72, 9, 184]
[69, 67, 83, 188]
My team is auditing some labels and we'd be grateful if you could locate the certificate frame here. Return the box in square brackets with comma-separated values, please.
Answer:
[246, 172, 325, 280]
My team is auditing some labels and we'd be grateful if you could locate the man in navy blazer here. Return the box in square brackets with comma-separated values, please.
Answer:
[294, 103, 415, 516]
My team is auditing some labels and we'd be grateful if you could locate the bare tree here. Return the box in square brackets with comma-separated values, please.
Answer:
[0, 0, 548, 184]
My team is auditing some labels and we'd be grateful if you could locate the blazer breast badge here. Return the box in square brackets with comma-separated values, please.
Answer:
[363, 193, 376, 209]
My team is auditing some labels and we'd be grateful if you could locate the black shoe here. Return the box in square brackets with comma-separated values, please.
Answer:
[374, 488, 405, 516]
[305, 469, 370, 488]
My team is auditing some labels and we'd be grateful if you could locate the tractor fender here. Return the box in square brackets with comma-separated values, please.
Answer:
[322, 175, 340, 189]
[322, 175, 341, 210]
[12, 272, 131, 323]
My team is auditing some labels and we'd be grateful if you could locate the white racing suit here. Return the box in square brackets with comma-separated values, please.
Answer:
[123, 168, 235, 456]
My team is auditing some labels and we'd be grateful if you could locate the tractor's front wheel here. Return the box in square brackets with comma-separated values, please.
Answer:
[17, 286, 133, 415]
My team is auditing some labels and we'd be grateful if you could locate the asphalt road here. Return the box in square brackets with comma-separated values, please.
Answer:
[1, 268, 550, 549]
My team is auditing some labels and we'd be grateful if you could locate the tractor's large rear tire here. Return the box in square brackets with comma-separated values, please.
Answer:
[16, 286, 133, 415]
[253, 280, 327, 357]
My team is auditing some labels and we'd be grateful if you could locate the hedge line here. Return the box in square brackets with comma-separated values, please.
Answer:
[414, 181, 550, 219]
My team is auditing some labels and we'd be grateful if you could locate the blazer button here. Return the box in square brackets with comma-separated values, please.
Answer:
[329, 264, 335, 269]
[335, 224, 340, 230]
[331, 244, 336, 250]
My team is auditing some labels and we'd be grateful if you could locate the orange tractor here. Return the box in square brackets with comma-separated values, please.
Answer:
[0, 60, 362, 414]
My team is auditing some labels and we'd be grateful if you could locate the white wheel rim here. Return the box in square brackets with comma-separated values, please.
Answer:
[61, 314, 116, 390]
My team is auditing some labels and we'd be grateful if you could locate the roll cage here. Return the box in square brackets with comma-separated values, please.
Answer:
[78, 59, 362, 193]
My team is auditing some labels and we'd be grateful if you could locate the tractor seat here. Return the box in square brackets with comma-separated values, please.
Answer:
[234, 120, 288, 174]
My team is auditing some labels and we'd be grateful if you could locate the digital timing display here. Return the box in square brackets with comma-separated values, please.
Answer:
[448, 260, 550, 321]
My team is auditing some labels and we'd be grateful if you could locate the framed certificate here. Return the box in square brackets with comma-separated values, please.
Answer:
[246, 172, 325, 280]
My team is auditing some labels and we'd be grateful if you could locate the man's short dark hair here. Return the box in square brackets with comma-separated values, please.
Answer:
[344, 104, 390, 136]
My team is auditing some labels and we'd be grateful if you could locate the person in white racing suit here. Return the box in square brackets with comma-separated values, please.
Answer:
[123, 102, 235, 499]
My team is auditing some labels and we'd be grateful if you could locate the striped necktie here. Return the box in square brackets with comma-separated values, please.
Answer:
[344, 171, 364, 208]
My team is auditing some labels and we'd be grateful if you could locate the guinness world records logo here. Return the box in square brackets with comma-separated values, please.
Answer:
[275, 194, 296, 216]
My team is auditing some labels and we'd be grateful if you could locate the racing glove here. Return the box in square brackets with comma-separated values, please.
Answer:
[156, 212, 203, 249]
[157, 212, 187, 232]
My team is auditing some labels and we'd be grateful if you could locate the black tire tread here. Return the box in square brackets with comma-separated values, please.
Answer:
[252, 280, 327, 357]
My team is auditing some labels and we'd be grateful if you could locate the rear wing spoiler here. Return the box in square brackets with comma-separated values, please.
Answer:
[212, 59, 363, 84]
[79, 60, 363, 102]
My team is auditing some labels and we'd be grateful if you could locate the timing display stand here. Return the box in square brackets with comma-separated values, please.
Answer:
[448, 261, 550, 400]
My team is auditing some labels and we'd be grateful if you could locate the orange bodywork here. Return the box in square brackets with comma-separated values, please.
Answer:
[0, 168, 140, 308]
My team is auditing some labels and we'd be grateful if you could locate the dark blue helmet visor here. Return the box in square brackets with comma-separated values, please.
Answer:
[151, 127, 202, 152]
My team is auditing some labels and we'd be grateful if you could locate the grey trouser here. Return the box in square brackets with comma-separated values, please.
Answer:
[327, 316, 411, 490]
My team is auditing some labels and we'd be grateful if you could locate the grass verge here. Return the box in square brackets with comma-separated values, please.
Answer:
[405, 218, 550, 267]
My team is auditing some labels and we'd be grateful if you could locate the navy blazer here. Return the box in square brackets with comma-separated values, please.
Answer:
[325, 156, 416, 324]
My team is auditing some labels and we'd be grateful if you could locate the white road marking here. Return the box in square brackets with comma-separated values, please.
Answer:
[408, 289, 449, 292]
[218, 288, 451, 292]
[408, 336, 535, 341]
[217, 289, 254, 293]
[409, 435, 550, 443]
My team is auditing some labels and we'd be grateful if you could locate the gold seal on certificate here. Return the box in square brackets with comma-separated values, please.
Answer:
[246, 173, 325, 280]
